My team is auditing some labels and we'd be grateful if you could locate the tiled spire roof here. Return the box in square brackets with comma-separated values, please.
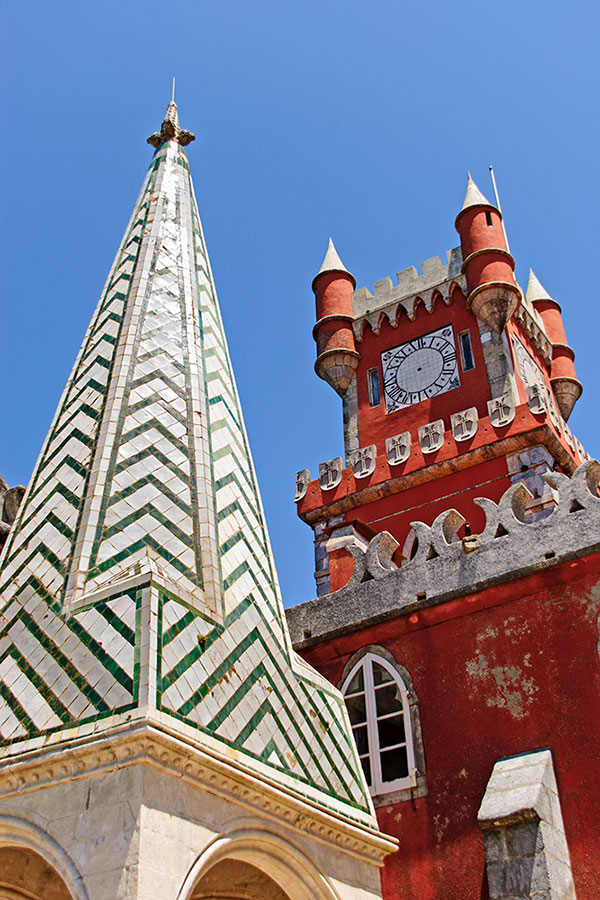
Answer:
[0, 105, 372, 818]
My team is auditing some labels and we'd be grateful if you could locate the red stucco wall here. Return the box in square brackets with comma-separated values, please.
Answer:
[300, 553, 600, 900]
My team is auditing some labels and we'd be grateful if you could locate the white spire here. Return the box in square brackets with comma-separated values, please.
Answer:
[461, 172, 494, 212]
[313, 237, 356, 287]
[0, 106, 374, 820]
[526, 268, 556, 305]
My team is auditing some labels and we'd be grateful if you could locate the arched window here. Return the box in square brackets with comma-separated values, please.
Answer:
[341, 652, 417, 795]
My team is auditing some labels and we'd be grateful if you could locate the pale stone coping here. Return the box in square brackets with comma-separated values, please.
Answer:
[351, 249, 465, 339]
[0, 717, 397, 865]
[477, 749, 577, 900]
[287, 461, 600, 647]
[478, 749, 556, 826]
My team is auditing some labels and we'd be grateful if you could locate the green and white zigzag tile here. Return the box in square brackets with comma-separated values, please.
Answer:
[0, 106, 371, 816]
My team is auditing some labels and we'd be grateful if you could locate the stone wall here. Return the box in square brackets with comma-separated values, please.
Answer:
[0, 476, 25, 552]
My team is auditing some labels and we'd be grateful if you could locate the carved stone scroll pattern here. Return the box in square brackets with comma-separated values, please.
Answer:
[327, 461, 600, 593]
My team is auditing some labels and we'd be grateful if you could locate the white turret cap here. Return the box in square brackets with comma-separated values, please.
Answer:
[460, 172, 495, 212]
[312, 238, 356, 290]
[526, 269, 559, 308]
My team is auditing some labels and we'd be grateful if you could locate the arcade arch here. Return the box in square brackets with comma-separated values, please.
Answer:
[179, 828, 341, 900]
[0, 847, 73, 900]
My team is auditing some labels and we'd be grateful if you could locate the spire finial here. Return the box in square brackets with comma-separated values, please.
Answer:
[147, 95, 195, 148]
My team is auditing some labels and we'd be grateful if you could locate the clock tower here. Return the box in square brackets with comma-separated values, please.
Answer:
[296, 174, 587, 595]
[287, 174, 599, 900]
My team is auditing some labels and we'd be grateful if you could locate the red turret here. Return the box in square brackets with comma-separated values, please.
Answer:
[312, 238, 360, 396]
[455, 174, 521, 332]
[526, 270, 582, 420]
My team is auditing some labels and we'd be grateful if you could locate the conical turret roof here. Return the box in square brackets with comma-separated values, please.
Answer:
[313, 237, 356, 289]
[460, 172, 495, 212]
[526, 268, 559, 307]
[0, 104, 372, 818]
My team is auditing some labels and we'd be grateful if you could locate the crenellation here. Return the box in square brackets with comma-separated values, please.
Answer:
[514, 287, 553, 362]
[352, 247, 464, 322]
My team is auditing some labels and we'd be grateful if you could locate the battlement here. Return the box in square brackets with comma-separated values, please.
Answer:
[515, 284, 553, 362]
[286, 460, 600, 647]
[352, 247, 463, 318]
[351, 248, 465, 339]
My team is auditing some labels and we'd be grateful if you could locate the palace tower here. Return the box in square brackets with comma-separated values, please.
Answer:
[287, 177, 600, 900]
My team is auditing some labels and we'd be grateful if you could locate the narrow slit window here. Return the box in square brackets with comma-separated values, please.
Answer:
[459, 330, 475, 372]
[367, 368, 381, 407]
[485, 210, 493, 226]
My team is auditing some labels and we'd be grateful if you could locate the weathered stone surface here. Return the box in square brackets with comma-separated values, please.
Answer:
[286, 461, 600, 647]
[351, 248, 466, 341]
[478, 749, 577, 900]
[0, 478, 26, 551]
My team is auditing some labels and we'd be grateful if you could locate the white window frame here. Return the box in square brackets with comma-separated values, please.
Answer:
[341, 652, 417, 795]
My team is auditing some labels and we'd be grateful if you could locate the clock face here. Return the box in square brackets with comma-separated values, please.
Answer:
[512, 335, 560, 418]
[381, 325, 460, 413]
[512, 336, 545, 391]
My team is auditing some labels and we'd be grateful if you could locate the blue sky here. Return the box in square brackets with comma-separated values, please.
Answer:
[1, 0, 598, 608]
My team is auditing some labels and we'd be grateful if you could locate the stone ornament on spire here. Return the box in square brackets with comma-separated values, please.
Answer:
[147, 101, 195, 147]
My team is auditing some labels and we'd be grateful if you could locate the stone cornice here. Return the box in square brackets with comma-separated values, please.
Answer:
[0, 716, 397, 865]
[288, 460, 600, 648]
[297, 421, 579, 527]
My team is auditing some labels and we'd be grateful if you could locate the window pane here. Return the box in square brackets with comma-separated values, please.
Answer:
[372, 662, 394, 686]
[459, 331, 475, 371]
[368, 369, 381, 407]
[360, 755, 372, 787]
[381, 747, 409, 782]
[374, 683, 403, 716]
[377, 714, 405, 749]
[345, 693, 366, 725]
[346, 668, 364, 694]
[352, 724, 369, 755]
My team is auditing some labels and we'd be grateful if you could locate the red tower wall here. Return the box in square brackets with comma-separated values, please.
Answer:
[296, 182, 594, 899]
[298, 552, 600, 900]
[354, 291, 489, 453]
